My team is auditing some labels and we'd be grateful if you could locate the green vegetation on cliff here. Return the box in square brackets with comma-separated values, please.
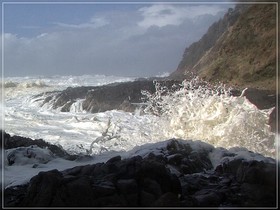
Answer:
[171, 4, 277, 91]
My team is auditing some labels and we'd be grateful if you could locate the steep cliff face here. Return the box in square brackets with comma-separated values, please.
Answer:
[171, 4, 277, 91]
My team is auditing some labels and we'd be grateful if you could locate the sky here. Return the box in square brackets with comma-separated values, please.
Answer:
[1, 1, 235, 77]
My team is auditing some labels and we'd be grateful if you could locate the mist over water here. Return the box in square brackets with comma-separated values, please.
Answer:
[3, 75, 276, 159]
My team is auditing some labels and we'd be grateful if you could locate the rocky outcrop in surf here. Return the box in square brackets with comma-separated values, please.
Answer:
[32, 79, 278, 133]
[34, 79, 181, 113]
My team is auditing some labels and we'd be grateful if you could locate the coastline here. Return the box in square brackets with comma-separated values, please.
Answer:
[2, 78, 278, 207]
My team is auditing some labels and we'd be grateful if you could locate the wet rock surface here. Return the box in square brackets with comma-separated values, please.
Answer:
[241, 88, 278, 132]
[2, 131, 78, 161]
[34, 80, 278, 132]
[4, 139, 277, 207]
[37, 79, 182, 113]
[3, 79, 278, 207]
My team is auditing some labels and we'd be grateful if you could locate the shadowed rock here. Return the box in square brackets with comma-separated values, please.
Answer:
[4, 139, 277, 207]
[2, 131, 77, 160]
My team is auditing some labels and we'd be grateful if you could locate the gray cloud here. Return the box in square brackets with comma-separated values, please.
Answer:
[54, 17, 109, 29]
[137, 4, 225, 28]
[3, 4, 232, 77]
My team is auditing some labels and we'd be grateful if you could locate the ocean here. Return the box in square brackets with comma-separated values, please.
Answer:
[1, 74, 277, 188]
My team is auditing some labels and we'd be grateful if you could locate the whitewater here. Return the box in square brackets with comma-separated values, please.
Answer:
[1, 74, 278, 188]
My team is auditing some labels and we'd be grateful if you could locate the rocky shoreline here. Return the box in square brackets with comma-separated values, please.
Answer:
[3, 133, 277, 207]
[33, 79, 278, 132]
[2, 79, 278, 207]
[34, 79, 182, 112]
[2, 2, 278, 207]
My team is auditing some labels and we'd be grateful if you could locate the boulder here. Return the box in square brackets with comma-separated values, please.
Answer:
[4, 139, 277, 207]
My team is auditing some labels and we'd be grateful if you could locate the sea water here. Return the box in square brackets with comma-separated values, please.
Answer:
[2, 75, 277, 158]
[2, 74, 278, 188]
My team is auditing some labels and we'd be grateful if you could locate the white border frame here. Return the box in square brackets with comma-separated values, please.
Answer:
[1, 1, 279, 209]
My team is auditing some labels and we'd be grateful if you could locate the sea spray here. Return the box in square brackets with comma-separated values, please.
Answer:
[141, 77, 275, 158]
[4, 75, 276, 158]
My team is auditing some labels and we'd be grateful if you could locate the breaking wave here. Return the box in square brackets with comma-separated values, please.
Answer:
[3, 75, 276, 158]
[141, 78, 275, 158]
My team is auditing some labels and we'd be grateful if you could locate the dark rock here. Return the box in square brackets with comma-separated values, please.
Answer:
[165, 140, 213, 175]
[116, 179, 138, 195]
[153, 192, 180, 207]
[92, 181, 116, 197]
[4, 184, 28, 207]
[216, 158, 243, 175]
[4, 142, 183, 207]
[95, 194, 127, 207]
[122, 193, 139, 206]
[145, 152, 167, 164]
[239, 183, 276, 207]
[140, 190, 156, 206]
[268, 107, 278, 132]
[242, 88, 276, 110]
[63, 176, 94, 207]
[82, 80, 181, 113]
[243, 88, 278, 133]
[115, 155, 143, 179]
[142, 178, 162, 199]
[3, 131, 76, 160]
[212, 159, 277, 207]
[41, 86, 94, 111]
[167, 153, 183, 165]
[236, 160, 276, 186]
[80, 164, 96, 176]
[21, 169, 63, 206]
[219, 177, 231, 186]
[180, 174, 210, 195]
[167, 139, 192, 154]
[4, 139, 277, 207]
[106, 155, 121, 164]
[62, 165, 84, 176]
[91, 162, 108, 178]
[193, 189, 222, 207]
[137, 159, 182, 196]
[35, 80, 181, 114]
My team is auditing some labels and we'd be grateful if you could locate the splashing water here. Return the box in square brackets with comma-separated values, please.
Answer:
[141, 77, 275, 158]
[4, 76, 276, 158]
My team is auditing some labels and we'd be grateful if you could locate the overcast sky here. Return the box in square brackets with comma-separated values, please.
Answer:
[1, 1, 235, 77]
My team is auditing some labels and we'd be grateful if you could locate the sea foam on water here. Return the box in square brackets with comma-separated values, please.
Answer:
[3, 75, 277, 188]
[3, 75, 276, 158]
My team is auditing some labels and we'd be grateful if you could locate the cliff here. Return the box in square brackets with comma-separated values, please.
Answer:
[170, 4, 277, 91]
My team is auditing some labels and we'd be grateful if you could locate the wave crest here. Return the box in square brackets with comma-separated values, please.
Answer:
[4, 80, 48, 89]
[142, 77, 275, 158]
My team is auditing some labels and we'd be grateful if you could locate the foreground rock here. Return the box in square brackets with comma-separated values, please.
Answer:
[4, 139, 277, 207]
[2, 131, 78, 161]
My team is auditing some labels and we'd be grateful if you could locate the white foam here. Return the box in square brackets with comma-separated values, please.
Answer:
[142, 78, 276, 158]
[3, 157, 95, 188]
[69, 99, 86, 113]
[5, 145, 54, 166]
[3, 75, 277, 188]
